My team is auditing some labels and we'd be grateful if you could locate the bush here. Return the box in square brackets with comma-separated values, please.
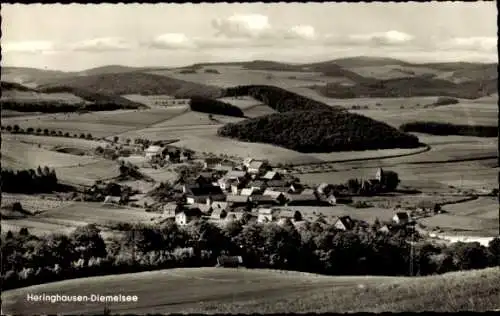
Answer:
[189, 96, 244, 117]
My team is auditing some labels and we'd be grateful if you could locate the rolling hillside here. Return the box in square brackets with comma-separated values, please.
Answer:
[3, 267, 499, 314]
[1, 81, 145, 112]
[40, 72, 223, 99]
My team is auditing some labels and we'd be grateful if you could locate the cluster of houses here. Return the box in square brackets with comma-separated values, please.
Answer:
[155, 157, 414, 231]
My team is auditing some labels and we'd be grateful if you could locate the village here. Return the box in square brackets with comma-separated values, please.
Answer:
[97, 140, 421, 234]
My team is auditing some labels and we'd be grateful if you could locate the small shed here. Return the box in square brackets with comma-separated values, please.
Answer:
[216, 255, 244, 267]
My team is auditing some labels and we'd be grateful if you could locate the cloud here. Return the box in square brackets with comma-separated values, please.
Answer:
[442, 36, 497, 52]
[212, 14, 273, 39]
[2, 40, 57, 54]
[149, 33, 196, 49]
[70, 37, 134, 52]
[285, 25, 317, 40]
[347, 30, 415, 46]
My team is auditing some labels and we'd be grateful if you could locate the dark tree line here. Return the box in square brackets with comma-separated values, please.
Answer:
[2, 220, 499, 291]
[218, 110, 422, 153]
[400, 122, 498, 138]
[223, 85, 345, 113]
[189, 96, 244, 117]
[1, 166, 59, 193]
[317, 76, 496, 99]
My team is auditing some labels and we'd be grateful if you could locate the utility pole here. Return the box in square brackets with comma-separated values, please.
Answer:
[409, 224, 415, 277]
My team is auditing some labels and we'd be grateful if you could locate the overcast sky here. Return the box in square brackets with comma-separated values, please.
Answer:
[1, 3, 497, 71]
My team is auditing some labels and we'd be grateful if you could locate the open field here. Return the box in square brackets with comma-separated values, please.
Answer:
[419, 213, 499, 236]
[442, 197, 499, 219]
[1, 108, 189, 138]
[1, 202, 159, 237]
[2, 133, 108, 151]
[286, 205, 397, 224]
[121, 94, 189, 108]
[1, 139, 100, 170]
[55, 160, 121, 186]
[347, 64, 441, 80]
[148, 66, 346, 89]
[3, 267, 499, 314]
[1, 193, 74, 214]
[1, 90, 87, 104]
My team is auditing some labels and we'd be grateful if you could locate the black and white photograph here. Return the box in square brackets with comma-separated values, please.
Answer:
[1, 2, 499, 314]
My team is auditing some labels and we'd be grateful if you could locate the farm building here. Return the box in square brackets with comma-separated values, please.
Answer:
[103, 196, 122, 205]
[163, 203, 181, 218]
[333, 216, 355, 231]
[225, 211, 245, 222]
[257, 208, 280, 223]
[184, 185, 225, 205]
[247, 160, 268, 175]
[188, 203, 212, 214]
[375, 168, 384, 182]
[175, 208, 203, 226]
[216, 255, 244, 268]
[392, 212, 411, 225]
[211, 209, 227, 220]
[144, 145, 163, 161]
[203, 158, 223, 170]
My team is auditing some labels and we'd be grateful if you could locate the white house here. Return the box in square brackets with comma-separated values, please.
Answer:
[144, 145, 163, 161]
[392, 211, 410, 225]
[247, 160, 267, 175]
[103, 195, 121, 205]
[257, 208, 279, 223]
[175, 208, 202, 226]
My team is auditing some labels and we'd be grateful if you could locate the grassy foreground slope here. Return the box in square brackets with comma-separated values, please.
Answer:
[3, 267, 499, 314]
[218, 110, 422, 152]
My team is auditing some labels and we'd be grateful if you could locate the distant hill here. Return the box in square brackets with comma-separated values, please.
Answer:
[327, 56, 413, 68]
[1, 80, 145, 113]
[40, 72, 223, 99]
[218, 110, 422, 153]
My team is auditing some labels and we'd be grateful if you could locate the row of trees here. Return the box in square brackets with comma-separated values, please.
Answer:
[222, 85, 343, 113]
[218, 110, 422, 153]
[2, 219, 499, 290]
[1, 166, 59, 193]
[2, 124, 94, 140]
[189, 96, 244, 117]
[317, 76, 496, 100]
[399, 122, 497, 138]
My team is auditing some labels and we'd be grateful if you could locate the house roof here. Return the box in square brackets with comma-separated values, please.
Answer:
[279, 210, 300, 218]
[240, 188, 255, 196]
[248, 160, 265, 169]
[226, 211, 244, 220]
[145, 145, 162, 153]
[243, 158, 254, 165]
[334, 216, 354, 229]
[317, 183, 329, 190]
[263, 188, 286, 198]
[250, 195, 276, 203]
[179, 208, 202, 217]
[189, 203, 211, 214]
[267, 186, 290, 193]
[288, 194, 317, 201]
[211, 201, 228, 210]
[163, 203, 178, 213]
[104, 196, 121, 203]
[188, 186, 224, 196]
[266, 180, 288, 187]
[226, 195, 250, 203]
[262, 171, 278, 180]
[394, 212, 409, 220]
[257, 208, 274, 215]
[248, 180, 266, 187]
[198, 172, 214, 179]
[301, 188, 316, 195]
[226, 170, 247, 179]
[205, 157, 222, 164]
[211, 208, 227, 219]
